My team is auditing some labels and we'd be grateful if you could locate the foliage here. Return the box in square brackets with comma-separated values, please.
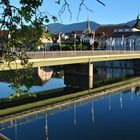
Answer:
[50, 43, 94, 51]
[0, 0, 52, 96]
[0, 0, 105, 62]
[0, 0, 105, 97]
[0, 0, 48, 62]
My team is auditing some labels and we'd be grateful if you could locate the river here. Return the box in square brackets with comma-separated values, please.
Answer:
[0, 60, 140, 140]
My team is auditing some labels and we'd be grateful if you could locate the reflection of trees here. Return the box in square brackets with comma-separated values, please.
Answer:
[0, 67, 53, 98]
[0, 68, 34, 98]
[51, 66, 64, 78]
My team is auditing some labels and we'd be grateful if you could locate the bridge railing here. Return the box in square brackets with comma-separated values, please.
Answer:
[26, 50, 140, 59]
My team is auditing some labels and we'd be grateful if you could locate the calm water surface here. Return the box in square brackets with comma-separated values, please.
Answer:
[1, 89, 140, 140]
[0, 60, 140, 140]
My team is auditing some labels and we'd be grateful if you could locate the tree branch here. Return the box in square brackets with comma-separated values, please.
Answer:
[76, 0, 94, 22]
[58, 0, 72, 22]
[97, 0, 105, 6]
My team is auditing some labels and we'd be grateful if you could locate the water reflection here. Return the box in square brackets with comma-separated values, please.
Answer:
[1, 78, 140, 140]
[64, 74, 93, 89]
[0, 60, 137, 98]
[0, 60, 139, 110]
[45, 114, 49, 140]
[91, 100, 95, 123]
[0, 60, 140, 139]
[120, 93, 123, 109]
[0, 66, 64, 98]
[0, 67, 53, 86]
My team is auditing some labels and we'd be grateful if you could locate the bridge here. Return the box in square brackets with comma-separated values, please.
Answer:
[1, 50, 140, 71]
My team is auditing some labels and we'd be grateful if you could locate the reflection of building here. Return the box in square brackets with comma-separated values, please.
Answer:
[38, 67, 53, 82]
[1, 76, 140, 133]
[0, 67, 53, 86]
[31, 67, 53, 86]
[94, 60, 134, 82]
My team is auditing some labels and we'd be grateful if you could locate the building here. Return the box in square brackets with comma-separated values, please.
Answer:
[82, 17, 95, 45]
[95, 14, 140, 50]
[106, 15, 140, 50]
[83, 16, 91, 34]
[95, 25, 122, 49]
[39, 31, 53, 51]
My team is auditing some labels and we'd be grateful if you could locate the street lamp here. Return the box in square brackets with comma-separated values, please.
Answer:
[73, 32, 77, 51]
[80, 35, 83, 50]
[57, 33, 62, 51]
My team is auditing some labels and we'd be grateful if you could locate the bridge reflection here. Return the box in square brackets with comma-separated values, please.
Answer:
[0, 76, 140, 132]
[64, 74, 93, 89]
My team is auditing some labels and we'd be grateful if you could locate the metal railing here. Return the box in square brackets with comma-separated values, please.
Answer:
[26, 50, 140, 59]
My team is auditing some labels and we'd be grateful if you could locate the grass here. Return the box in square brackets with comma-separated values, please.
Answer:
[0, 76, 140, 119]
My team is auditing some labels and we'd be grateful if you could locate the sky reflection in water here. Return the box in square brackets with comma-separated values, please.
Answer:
[0, 60, 140, 140]
[1, 89, 140, 140]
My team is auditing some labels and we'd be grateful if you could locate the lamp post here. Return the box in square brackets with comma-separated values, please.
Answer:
[133, 38, 136, 51]
[57, 33, 62, 51]
[109, 37, 112, 53]
[121, 35, 124, 51]
[80, 35, 83, 50]
[73, 32, 77, 51]
[111, 38, 115, 50]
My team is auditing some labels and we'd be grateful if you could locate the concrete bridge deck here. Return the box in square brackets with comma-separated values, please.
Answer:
[1, 50, 140, 70]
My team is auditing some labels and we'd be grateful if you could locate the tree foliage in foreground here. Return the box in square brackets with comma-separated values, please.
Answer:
[0, 0, 49, 65]
[0, 0, 105, 64]
[0, 0, 105, 97]
[0, 0, 52, 96]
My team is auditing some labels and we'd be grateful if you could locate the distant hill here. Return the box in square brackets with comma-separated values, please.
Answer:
[48, 21, 100, 33]
[47, 19, 137, 34]
[126, 20, 136, 27]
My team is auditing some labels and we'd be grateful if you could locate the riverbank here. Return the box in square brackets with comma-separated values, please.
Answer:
[0, 76, 140, 121]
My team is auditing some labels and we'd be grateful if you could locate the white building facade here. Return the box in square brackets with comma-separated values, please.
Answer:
[106, 15, 140, 50]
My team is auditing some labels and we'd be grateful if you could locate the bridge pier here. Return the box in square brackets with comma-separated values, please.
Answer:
[64, 63, 93, 77]
[64, 63, 93, 88]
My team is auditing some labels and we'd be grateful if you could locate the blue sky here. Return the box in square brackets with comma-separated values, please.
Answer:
[8, 0, 140, 25]
[42, 0, 140, 25]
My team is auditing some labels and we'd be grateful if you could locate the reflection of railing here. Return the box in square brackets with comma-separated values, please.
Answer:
[26, 50, 140, 59]
[0, 77, 140, 131]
